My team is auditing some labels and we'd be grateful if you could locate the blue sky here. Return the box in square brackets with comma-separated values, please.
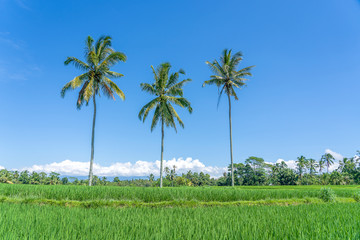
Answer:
[0, 0, 359, 176]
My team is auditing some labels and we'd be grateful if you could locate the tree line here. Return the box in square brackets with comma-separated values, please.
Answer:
[62, 35, 254, 187]
[1, 151, 359, 186]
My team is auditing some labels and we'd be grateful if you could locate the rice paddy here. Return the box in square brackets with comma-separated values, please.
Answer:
[0, 203, 359, 239]
[1, 184, 359, 239]
[1, 184, 359, 202]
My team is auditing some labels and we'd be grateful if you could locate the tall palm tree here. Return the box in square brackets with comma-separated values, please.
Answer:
[139, 62, 192, 188]
[307, 158, 318, 176]
[321, 153, 335, 174]
[296, 156, 307, 180]
[203, 49, 254, 186]
[61, 35, 126, 186]
[318, 158, 325, 175]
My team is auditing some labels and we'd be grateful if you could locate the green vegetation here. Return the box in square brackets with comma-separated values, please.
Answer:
[1, 184, 359, 238]
[354, 191, 360, 202]
[138, 63, 192, 188]
[319, 187, 336, 202]
[0, 184, 359, 202]
[1, 203, 359, 239]
[61, 35, 126, 186]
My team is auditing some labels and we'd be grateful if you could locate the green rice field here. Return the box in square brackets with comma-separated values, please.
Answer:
[0, 184, 359, 239]
[1, 184, 359, 202]
[1, 203, 359, 239]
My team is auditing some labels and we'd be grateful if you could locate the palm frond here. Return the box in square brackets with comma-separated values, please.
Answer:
[100, 82, 115, 100]
[163, 102, 177, 132]
[61, 73, 88, 97]
[166, 72, 179, 89]
[167, 97, 192, 113]
[96, 36, 112, 60]
[167, 103, 184, 129]
[84, 36, 94, 57]
[139, 98, 159, 121]
[76, 81, 90, 109]
[150, 65, 158, 82]
[217, 85, 226, 108]
[100, 52, 127, 68]
[205, 61, 223, 76]
[105, 78, 125, 100]
[166, 78, 191, 96]
[83, 79, 94, 103]
[106, 71, 124, 79]
[150, 105, 161, 131]
[64, 57, 89, 71]
[202, 78, 223, 88]
[158, 62, 171, 89]
[140, 83, 156, 95]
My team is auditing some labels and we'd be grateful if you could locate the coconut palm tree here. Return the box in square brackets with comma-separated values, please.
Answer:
[61, 35, 126, 186]
[318, 158, 325, 175]
[321, 153, 335, 174]
[296, 156, 307, 180]
[203, 49, 254, 186]
[307, 158, 318, 176]
[139, 62, 192, 188]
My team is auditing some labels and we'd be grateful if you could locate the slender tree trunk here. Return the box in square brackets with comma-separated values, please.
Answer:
[88, 96, 97, 186]
[327, 162, 329, 174]
[160, 118, 164, 188]
[227, 93, 234, 187]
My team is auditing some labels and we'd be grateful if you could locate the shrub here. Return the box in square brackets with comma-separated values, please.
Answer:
[354, 192, 360, 202]
[319, 188, 336, 202]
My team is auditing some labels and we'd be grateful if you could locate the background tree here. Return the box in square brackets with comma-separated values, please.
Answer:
[203, 49, 254, 186]
[139, 63, 192, 188]
[318, 158, 325, 175]
[321, 153, 335, 173]
[62, 35, 126, 186]
[245, 156, 266, 185]
[307, 158, 318, 176]
[296, 156, 307, 180]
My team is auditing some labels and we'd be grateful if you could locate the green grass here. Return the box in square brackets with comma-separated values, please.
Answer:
[1, 184, 359, 202]
[0, 203, 359, 239]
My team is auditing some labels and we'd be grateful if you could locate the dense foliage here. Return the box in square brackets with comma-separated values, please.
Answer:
[1, 152, 360, 187]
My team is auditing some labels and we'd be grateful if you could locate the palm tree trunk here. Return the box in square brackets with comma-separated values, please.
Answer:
[160, 118, 164, 188]
[327, 162, 329, 174]
[227, 93, 234, 187]
[88, 96, 96, 186]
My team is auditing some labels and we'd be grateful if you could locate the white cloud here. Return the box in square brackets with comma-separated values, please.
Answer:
[325, 149, 343, 161]
[5, 149, 349, 177]
[20, 158, 227, 178]
[275, 159, 297, 170]
[0, 165, 4, 170]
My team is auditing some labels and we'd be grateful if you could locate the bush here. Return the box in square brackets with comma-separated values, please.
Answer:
[354, 192, 360, 202]
[319, 188, 336, 202]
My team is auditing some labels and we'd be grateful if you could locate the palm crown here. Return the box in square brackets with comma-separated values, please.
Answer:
[139, 62, 192, 131]
[61, 35, 126, 108]
[203, 49, 254, 101]
[321, 153, 335, 173]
